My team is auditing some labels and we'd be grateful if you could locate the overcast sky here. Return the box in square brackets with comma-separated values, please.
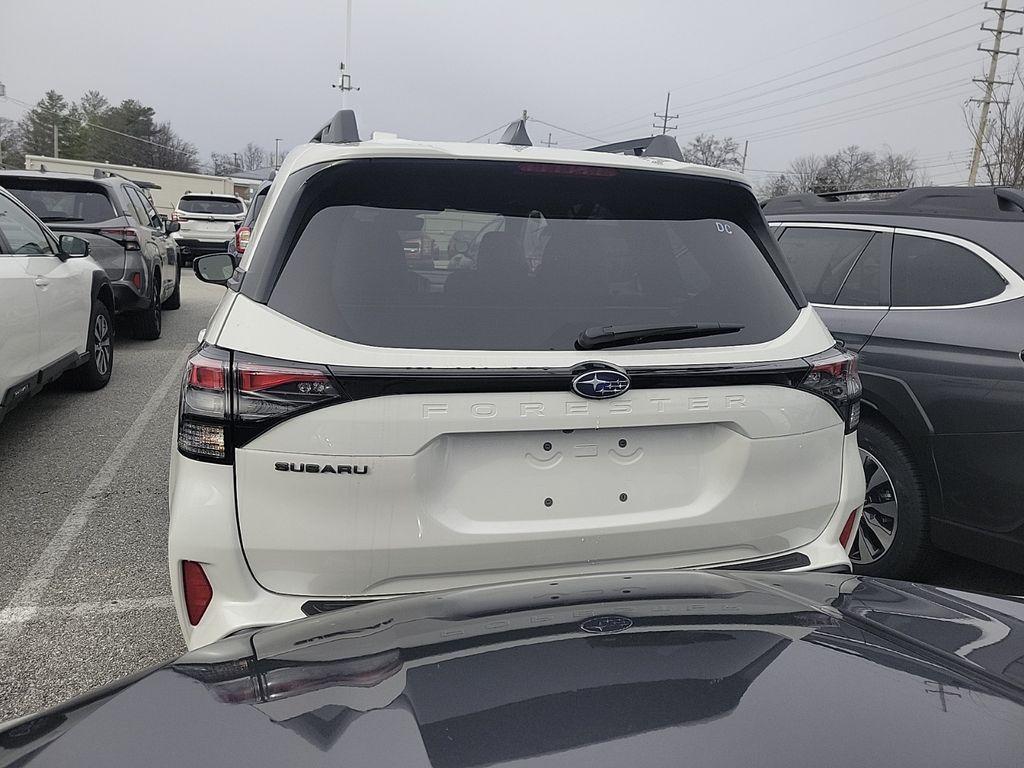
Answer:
[0, 0, 997, 185]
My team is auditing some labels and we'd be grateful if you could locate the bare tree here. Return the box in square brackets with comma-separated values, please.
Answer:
[874, 147, 918, 187]
[681, 133, 743, 169]
[240, 142, 267, 171]
[757, 174, 795, 200]
[787, 154, 825, 192]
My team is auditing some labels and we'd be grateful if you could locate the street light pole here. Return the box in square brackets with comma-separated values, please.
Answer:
[274, 138, 282, 169]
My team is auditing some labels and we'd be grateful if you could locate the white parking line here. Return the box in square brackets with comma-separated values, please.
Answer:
[0, 347, 190, 641]
[0, 597, 174, 625]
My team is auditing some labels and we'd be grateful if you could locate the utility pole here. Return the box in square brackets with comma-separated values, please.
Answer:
[544, 132, 558, 148]
[274, 138, 282, 169]
[52, 123, 58, 158]
[332, 0, 360, 106]
[740, 139, 749, 173]
[653, 91, 678, 135]
[968, 0, 1023, 185]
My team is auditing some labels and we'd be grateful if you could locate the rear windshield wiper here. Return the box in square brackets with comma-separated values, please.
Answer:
[38, 215, 85, 222]
[575, 322, 745, 351]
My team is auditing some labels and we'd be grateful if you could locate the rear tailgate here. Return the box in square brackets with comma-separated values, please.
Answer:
[233, 380, 845, 597]
[49, 222, 127, 281]
[178, 214, 239, 241]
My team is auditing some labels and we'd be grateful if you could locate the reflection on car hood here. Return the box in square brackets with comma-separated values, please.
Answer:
[3, 571, 1024, 767]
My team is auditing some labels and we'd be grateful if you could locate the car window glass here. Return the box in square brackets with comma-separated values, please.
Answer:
[5, 183, 115, 224]
[891, 234, 1006, 306]
[121, 186, 147, 225]
[836, 233, 889, 306]
[126, 187, 157, 228]
[777, 227, 873, 304]
[0, 195, 55, 255]
[265, 160, 798, 351]
[178, 196, 244, 215]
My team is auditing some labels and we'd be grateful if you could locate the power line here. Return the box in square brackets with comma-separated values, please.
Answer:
[466, 121, 510, 143]
[527, 118, 605, 144]
[585, 3, 981, 137]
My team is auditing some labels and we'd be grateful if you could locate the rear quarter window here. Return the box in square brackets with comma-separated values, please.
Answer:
[891, 234, 1006, 307]
[254, 159, 800, 351]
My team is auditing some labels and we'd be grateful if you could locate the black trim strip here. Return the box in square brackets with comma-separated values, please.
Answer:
[711, 552, 812, 572]
[327, 359, 811, 403]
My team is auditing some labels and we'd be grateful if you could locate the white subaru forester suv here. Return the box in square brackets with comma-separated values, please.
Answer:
[170, 111, 865, 648]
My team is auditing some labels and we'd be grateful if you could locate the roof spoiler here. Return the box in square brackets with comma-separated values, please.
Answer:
[587, 134, 684, 161]
[311, 109, 361, 144]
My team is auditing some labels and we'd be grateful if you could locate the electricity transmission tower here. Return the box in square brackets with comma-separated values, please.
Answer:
[968, 0, 1024, 185]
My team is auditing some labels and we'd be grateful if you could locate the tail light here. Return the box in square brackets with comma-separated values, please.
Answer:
[177, 346, 344, 464]
[99, 226, 141, 251]
[172, 210, 189, 223]
[798, 347, 862, 433]
[182, 561, 213, 625]
[235, 225, 251, 253]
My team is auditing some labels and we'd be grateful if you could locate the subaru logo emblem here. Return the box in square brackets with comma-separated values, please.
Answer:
[580, 615, 634, 634]
[571, 367, 630, 399]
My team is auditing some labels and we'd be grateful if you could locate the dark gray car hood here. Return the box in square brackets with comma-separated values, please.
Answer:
[4, 570, 1024, 767]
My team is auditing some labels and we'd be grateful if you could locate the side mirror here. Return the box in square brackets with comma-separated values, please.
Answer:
[165, 220, 181, 234]
[59, 235, 90, 258]
[193, 253, 236, 285]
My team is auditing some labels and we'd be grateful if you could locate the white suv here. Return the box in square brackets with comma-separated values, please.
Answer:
[170, 111, 865, 648]
[170, 193, 246, 264]
[0, 186, 115, 423]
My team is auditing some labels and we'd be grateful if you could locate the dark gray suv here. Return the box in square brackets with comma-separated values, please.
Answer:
[765, 186, 1024, 579]
[0, 169, 182, 340]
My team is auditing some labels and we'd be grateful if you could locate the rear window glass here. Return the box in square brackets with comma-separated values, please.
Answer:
[261, 160, 798, 351]
[4, 179, 115, 224]
[178, 196, 243, 215]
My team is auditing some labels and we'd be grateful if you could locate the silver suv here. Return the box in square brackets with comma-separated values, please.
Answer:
[0, 169, 181, 340]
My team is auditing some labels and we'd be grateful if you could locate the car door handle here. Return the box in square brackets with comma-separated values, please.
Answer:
[34, 278, 50, 287]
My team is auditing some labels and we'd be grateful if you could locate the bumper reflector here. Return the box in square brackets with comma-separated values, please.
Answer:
[182, 561, 213, 626]
[839, 507, 861, 550]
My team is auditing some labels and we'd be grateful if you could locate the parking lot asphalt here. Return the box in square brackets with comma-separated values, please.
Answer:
[1, 273, 1023, 723]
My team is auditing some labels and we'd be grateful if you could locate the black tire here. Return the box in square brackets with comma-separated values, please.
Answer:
[130, 276, 162, 340]
[850, 419, 933, 579]
[163, 266, 181, 310]
[66, 300, 114, 391]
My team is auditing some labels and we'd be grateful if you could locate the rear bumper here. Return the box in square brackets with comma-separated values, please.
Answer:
[172, 237, 229, 258]
[112, 281, 149, 313]
[168, 429, 862, 649]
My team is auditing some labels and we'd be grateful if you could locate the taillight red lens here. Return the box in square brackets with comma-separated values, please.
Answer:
[799, 347, 862, 433]
[235, 226, 251, 253]
[99, 226, 141, 251]
[235, 358, 340, 421]
[182, 561, 213, 625]
[178, 348, 230, 462]
[172, 210, 189, 223]
[839, 507, 861, 549]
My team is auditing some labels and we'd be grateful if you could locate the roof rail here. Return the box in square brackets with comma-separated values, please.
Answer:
[498, 117, 532, 147]
[311, 109, 361, 144]
[817, 187, 907, 200]
[762, 185, 1024, 218]
[91, 167, 161, 189]
[587, 134, 684, 162]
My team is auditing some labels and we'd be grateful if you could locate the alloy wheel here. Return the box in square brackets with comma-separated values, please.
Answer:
[93, 312, 112, 377]
[850, 448, 899, 565]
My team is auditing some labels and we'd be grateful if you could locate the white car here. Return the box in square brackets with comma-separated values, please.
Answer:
[0, 186, 114, 424]
[170, 193, 246, 264]
[169, 112, 865, 648]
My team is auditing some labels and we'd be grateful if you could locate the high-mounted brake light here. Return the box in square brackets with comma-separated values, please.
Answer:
[182, 561, 213, 625]
[177, 347, 345, 464]
[798, 347, 862, 433]
[517, 163, 617, 177]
